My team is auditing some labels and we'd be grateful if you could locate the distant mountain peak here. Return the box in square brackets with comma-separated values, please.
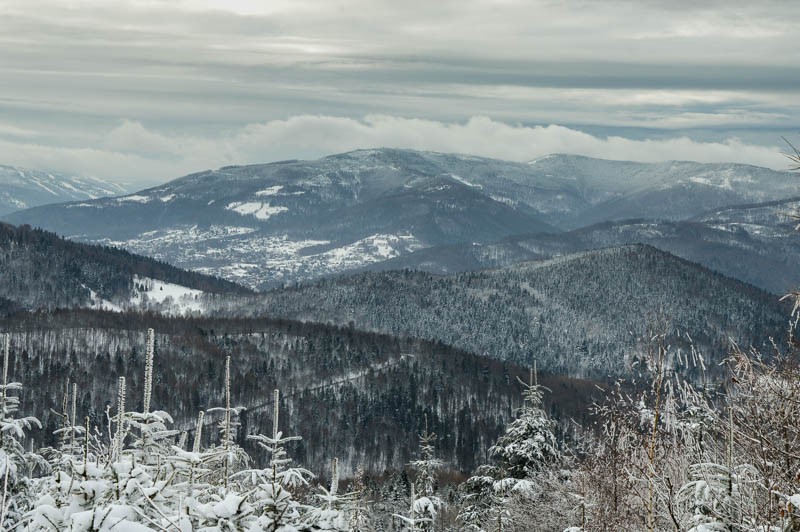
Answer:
[0, 164, 128, 216]
[4, 150, 796, 290]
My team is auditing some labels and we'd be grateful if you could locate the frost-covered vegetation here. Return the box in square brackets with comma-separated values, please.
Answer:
[2, 319, 800, 530]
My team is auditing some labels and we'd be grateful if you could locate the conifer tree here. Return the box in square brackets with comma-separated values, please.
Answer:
[488, 370, 560, 480]
[235, 388, 314, 530]
[347, 464, 374, 531]
[410, 416, 444, 531]
[0, 334, 45, 528]
[459, 367, 560, 530]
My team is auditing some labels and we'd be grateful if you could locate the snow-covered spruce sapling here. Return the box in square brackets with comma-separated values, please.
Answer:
[111, 376, 127, 465]
[307, 457, 352, 530]
[42, 380, 86, 475]
[394, 415, 445, 531]
[410, 415, 444, 531]
[0, 333, 45, 529]
[28, 331, 186, 530]
[458, 367, 561, 530]
[233, 388, 313, 530]
[347, 464, 373, 531]
[206, 354, 248, 491]
[488, 370, 560, 480]
[171, 409, 235, 526]
[180, 355, 252, 529]
[126, 329, 177, 476]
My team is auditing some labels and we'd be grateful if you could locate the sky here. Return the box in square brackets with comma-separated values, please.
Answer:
[1, 0, 799, 184]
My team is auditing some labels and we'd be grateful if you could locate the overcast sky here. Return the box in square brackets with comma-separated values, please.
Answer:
[1, 0, 798, 184]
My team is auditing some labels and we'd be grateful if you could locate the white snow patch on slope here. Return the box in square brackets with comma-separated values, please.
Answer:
[58, 180, 83, 195]
[117, 194, 152, 203]
[254, 185, 283, 196]
[528, 155, 557, 164]
[448, 174, 483, 189]
[226, 201, 288, 220]
[159, 194, 176, 202]
[490, 194, 517, 207]
[320, 233, 424, 269]
[130, 275, 205, 314]
[84, 286, 123, 312]
[1, 194, 28, 209]
[27, 175, 59, 195]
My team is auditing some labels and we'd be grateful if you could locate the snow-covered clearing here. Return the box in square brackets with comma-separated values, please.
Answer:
[225, 201, 288, 220]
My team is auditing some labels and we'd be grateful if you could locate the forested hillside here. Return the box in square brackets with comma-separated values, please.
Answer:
[1, 310, 597, 477]
[363, 199, 800, 295]
[0, 222, 251, 311]
[230, 245, 786, 377]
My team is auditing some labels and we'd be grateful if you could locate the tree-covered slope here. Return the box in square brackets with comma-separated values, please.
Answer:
[360, 195, 800, 295]
[0, 222, 252, 312]
[234, 245, 786, 377]
[1, 310, 598, 476]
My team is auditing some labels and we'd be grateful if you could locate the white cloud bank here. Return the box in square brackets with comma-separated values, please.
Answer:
[0, 115, 789, 184]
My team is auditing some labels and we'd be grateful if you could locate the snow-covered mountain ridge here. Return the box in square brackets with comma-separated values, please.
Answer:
[0, 164, 127, 215]
[4, 149, 798, 289]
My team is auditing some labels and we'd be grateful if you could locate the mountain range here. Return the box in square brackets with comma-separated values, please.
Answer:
[0, 164, 127, 216]
[0, 217, 786, 379]
[364, 198, 800, 294]
[4, 149, 798, 292]
[0, 144, 795, 477]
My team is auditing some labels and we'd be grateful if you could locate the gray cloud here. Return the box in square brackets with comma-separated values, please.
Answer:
[0, 116, 787, 184]
[0, 0, 797, 183]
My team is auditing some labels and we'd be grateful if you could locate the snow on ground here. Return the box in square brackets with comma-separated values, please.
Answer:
[489, 194, 517, 207]
[617, 223, 665, 238]
[1, 193, 28, 209]
[709, 222, 785, 238]
[90, 225, 427, 290]
[190, 232, 426, 288]
[97, 225, 258, 249]
[789, 494, 800, 509]
[130, 275, 205, 314]
[448, 174, 482, 189]
[254, 185, 283, 196]
[686, 169, 753, 191]
[528, 154, 557, 164]
[57, 179, 83, 195]
[116, 194, 152, 203]
[320, 233, 424, 269]
[225, 201, 288, 220]
[84, 286, 123, 312]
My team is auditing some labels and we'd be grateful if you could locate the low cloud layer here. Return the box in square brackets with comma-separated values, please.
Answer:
[0, 116, 788, 184]
[1, 1, 798, 184]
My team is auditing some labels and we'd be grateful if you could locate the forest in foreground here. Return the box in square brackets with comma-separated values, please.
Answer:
[1, 309, 799, 531]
